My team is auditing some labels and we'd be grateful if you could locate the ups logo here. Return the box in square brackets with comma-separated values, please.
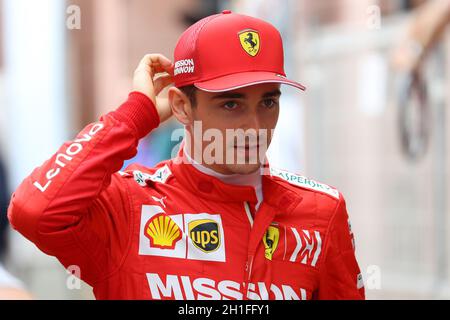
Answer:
[188, 219, 220, 253]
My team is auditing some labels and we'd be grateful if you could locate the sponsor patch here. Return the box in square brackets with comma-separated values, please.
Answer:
[188, 219, 220, 253]
[139, 206, 225, 262]
[348, 218, 356, 250]
[263, 225, 280, 260]
[133, 164, 172, 187]
[270, 167, 339, 199]
[139, 206, 186, 259]
[238, 29, 260, 56]
[144, 214, 182, 250]
[357, 273, 364, 289]
[185, 213, 225, 262]
[146, 273, 309, 300]
[264, 224, 323, 267]
[174, 58, 195, 76]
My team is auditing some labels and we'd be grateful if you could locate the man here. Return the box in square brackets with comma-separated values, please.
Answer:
[8, 11, 364, 300]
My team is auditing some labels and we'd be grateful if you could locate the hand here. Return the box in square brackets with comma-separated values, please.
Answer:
[391, 39, 424, 73]
[133, 54, 174, 123]
[391, 0, 450, 74]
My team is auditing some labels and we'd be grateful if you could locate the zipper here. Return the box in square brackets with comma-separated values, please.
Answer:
[242, 200, 279, 300]
[243, 201, 254, 227]
[242, 201, 255, 300]
[242, 253, 254, 300]
[241, 182, 298, 300]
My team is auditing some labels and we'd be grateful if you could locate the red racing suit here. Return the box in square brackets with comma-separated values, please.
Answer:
[8, 92, 365, 300]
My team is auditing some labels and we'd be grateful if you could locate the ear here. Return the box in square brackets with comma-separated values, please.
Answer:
[168, 87, 193, 126]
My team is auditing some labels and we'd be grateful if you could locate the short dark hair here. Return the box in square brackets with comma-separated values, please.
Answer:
[178, 85, 197, 107]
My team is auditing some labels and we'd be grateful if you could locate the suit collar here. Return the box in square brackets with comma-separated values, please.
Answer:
[170, 143, 302, 213]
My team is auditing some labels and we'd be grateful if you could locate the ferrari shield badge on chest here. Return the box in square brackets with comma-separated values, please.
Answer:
[263, 225, 280, 260]
[239, 30, 260, 56]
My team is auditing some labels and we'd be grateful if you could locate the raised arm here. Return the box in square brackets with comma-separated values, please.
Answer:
[7, 54, 174, 285]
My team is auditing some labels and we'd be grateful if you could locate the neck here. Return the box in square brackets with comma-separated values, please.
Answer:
[184, 142, 263, 210]
[184, 132, 236, 175]
[183, 142, 261, 187]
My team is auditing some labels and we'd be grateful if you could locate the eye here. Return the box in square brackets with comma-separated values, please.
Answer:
[222, 101, 239, 110]
[262, 99, 278, 109]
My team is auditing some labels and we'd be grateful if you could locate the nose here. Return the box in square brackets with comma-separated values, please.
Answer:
[244, 108, 263, 131]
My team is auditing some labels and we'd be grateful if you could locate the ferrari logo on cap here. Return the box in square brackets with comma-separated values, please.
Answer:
[238, 30, 260, 57]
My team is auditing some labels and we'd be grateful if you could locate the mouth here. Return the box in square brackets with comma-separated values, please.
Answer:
[234, 144, 259, 150]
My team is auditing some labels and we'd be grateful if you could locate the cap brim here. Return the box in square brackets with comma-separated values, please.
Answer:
[194, 71, 306, 92]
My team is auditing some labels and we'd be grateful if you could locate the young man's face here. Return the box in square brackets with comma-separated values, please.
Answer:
[185, 83, 281, 175]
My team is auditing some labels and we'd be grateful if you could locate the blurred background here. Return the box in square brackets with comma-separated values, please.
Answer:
[0, 0, 449, 299]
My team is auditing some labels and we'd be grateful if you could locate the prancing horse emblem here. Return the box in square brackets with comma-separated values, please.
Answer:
[238, 30, 260, 57]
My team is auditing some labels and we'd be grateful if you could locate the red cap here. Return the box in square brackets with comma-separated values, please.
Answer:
[173, 10, 306, 92]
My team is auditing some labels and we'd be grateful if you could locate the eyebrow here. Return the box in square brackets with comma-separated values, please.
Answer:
[211, 89, 282, 100]
[262, 89, 282, 98]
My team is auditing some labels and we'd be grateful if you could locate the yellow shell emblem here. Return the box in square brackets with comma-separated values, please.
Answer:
[144, 214, 182, 249]
[238, 30, 260, 57]
[263, 225, 279, 260]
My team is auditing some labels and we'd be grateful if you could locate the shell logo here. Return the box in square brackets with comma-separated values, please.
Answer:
[144, 214, 182, 249]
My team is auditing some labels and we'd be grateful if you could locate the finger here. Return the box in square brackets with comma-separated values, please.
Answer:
[165, 63, 175, 76]
[136, 54, 173, 76]
[153, 74, 174, 96]
[149, 54, 172, 66]
[138, 53, 171, 68]
[151, 63, 172, 75]
[151, 62, 175, 77]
